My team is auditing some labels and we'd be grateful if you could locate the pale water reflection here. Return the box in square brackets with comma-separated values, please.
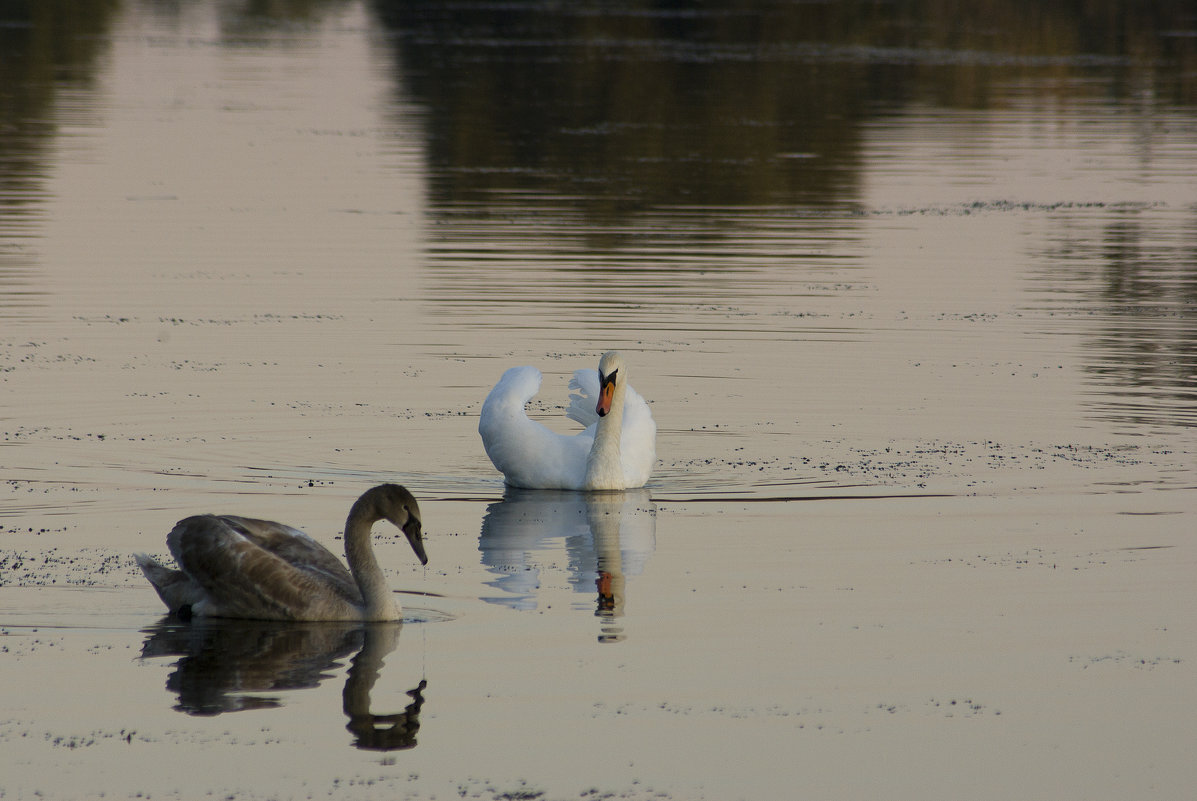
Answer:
[140, 620, 426, 750]
[479, 488, 655, 641]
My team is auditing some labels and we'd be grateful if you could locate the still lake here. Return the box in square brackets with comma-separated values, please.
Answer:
[2, 2, 1196, 799]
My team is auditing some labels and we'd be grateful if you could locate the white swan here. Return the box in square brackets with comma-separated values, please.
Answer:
[479, 351, 656, 490]
[135, 484, 427, 622]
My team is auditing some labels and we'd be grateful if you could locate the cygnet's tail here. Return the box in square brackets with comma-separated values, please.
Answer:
[134, 553, 202, 614]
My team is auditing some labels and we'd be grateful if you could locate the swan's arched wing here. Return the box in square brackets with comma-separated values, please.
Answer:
[567, 369, 601, 428]
[168, 515, 360, 619]
[479, 366, 591, 489]
[218, 515, 359, 601]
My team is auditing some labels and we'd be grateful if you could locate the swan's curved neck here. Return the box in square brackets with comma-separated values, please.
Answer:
[345, 507, 399, 620]
[585, 381, 626, 490]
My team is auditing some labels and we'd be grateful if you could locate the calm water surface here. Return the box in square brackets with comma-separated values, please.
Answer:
[2, 2, 1196, 799]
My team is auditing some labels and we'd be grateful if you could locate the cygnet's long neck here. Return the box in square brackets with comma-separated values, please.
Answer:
[584, 381, 626, 490]
[345, 504, 400, 621]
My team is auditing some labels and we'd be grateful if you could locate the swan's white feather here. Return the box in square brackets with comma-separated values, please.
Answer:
[479, 366, 592, 489]
[479, 358, 656, 490]
[566, 369, 601, 427]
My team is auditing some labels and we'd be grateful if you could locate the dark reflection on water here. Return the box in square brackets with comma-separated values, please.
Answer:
[206, 0, 356, 42]
[0, 0, 119, 316]
[1032, 212, 1197, 429]
[372, 0, 1195, 215]
[479, 488, 655, 642]
[139, 620, 426, 751]
[367, 0, 1197, 430]
[0, 0, 1194, 431]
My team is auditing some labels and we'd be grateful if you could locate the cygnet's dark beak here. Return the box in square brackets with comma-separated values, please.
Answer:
[404, 518, 428, 566]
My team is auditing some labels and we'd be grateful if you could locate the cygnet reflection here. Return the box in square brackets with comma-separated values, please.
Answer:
[139, 620, 426, 751]
[478, 488, 656, 642]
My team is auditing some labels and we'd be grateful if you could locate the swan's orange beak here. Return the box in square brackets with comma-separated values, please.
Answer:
[596, 372, 616, 417]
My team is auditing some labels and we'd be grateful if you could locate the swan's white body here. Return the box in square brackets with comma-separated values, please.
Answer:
[479, 352, 656, 490]
[135, 484, 427, 622]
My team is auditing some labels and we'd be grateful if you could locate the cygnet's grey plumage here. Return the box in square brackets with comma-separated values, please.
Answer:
[135, 484, 427, 621]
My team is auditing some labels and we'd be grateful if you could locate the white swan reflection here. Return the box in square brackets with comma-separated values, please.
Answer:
[479, 488, 656, 642]
[139, 621, 426, 751]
